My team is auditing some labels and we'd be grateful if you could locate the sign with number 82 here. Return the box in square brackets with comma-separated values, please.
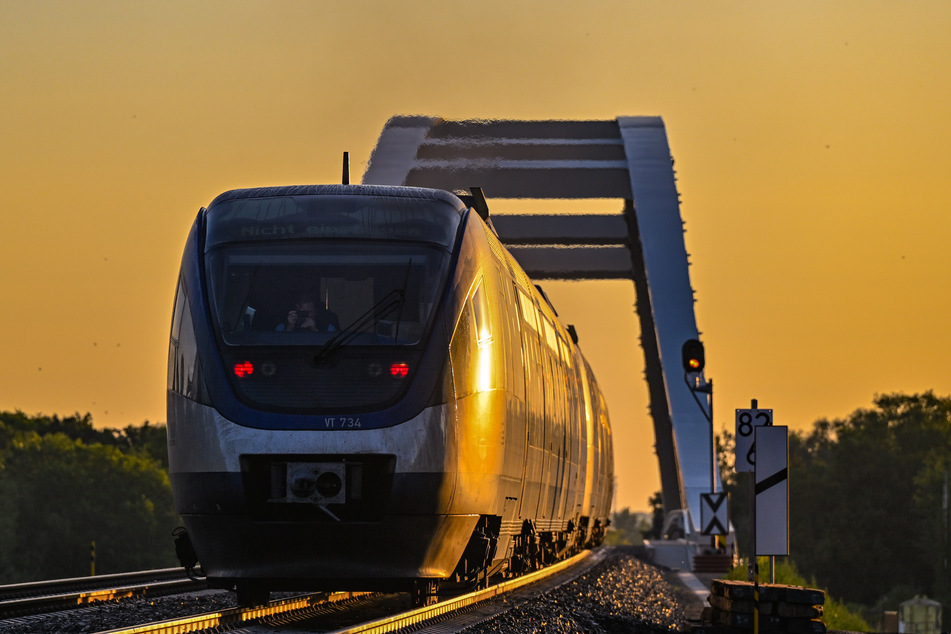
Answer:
[734, 408, 772, 473]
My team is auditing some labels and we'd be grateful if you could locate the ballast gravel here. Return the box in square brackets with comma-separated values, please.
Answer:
[0, 590, 239, 634]
[461, 547, 690, 634]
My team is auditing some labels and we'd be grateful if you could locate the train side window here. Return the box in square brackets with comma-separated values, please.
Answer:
[450, 276, 507, 398]
[503, 279, 525, 400]
[472, 279, 491, 345]
[170, 279, 185, 342]
[449, 299, 476, 399]
[168, 278, 209, 404]
[516, 288, 537, 332]
[542, 317, 558, 352]
[168, 279, 184, 391]
[559, 337, 572, 369]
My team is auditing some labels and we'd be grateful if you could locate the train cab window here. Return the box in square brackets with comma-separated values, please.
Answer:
[205, 242, 449, 348]
[201, 242, 452, 412]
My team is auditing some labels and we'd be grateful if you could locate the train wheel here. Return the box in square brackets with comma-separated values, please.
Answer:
[411, 579, 440, 607]
[236, 582, 270, 607]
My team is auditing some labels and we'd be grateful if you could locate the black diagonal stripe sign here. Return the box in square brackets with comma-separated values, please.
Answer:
[701, 492, 729, 536]
[755, 425, 789, 556]
[754, 468, 788, 495]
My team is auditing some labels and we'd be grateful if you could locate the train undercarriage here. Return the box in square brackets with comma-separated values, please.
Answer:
[175, 512, 609, 607]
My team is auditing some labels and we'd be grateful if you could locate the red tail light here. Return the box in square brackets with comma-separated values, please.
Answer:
[390, 362, 409, 378]
[234, 361, 254, 378]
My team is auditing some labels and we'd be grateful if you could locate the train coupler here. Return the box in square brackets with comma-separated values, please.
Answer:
[172, 527, 204, 579]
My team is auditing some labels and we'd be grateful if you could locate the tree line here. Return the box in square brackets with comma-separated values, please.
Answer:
[0, 411, 178, 582]
[5, 389, 951, 615]
[719, 391, 951, 623]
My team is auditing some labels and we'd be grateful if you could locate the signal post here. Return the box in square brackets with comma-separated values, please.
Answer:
[681, 340, 728, 550]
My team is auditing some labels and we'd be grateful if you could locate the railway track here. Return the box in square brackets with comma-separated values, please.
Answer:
[96, 549, 605, 634]
[0, 567, 203, 618]
[0, 548, 610, 634]
[0, 546, 696, 633]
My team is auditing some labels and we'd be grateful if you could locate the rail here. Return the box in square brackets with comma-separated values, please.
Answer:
[327, 548, 598, 634]
[94, 548, 603, 634]
[0, 568, 202, 618]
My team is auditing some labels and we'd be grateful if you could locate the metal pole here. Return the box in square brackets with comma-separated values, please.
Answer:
[754, 558, 760, 634]
[682, 365, 715, 549]
[749, 398, 759, 634]
[709, 380, 716, 550]
[710, 379, 716, 494]
[750, 398, 759, 634]
[944, 470, 949, 575]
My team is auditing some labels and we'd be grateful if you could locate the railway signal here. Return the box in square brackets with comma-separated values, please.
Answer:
[681, 338, 705, 373]
[680, 338, 718, 546]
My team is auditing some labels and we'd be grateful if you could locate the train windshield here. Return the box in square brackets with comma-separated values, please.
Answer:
[207, 242, 449, 347]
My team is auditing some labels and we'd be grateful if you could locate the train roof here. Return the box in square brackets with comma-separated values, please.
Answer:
[203, 184, 468, 250]
[208, 184, 467, 212]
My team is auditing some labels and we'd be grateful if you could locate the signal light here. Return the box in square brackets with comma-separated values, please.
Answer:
[234, 361, 254, 378]
[390, 363, 409, 378]
[681, 339, 705, 373]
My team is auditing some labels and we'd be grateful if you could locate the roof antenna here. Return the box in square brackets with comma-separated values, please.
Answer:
[342, 152, 350, 185]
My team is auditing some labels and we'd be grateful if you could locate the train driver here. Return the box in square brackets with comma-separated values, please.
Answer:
[276, 292, 340, 333]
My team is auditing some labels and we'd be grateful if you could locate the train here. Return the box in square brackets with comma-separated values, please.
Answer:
[166, 183, 614, 606]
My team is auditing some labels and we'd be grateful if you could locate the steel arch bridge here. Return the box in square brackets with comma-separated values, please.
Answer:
[362, 116, 716, 538]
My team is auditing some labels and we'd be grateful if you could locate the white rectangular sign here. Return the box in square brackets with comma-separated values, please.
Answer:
[734, 407, 772, 472]
[755, 425, 789, 556]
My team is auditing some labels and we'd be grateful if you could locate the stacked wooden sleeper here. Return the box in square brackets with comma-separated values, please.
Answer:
[706, 579, 825, 634]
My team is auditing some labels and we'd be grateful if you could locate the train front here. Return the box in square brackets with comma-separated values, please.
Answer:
[166, 185, 473, 597]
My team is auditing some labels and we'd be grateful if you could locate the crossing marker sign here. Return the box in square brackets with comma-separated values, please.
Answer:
[701, 492, 729, 536]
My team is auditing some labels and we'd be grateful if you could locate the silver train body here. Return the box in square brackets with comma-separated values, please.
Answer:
[167, 184, 613, 601]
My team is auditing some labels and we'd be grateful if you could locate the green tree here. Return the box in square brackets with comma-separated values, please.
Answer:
[0, 416, 178, 582]
[607, 507, 652, 545]
[0, 411, 118, 446]
[787, 393, 951, 607]
[716, 393, 951, 626]
[118, 420, 169, 469]
[0, 472, 18, 579]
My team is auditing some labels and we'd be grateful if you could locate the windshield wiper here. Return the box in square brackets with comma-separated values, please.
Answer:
[313, 289, 404, 364]
[393, 259, 412, 342]
[314, 259, 415, 364]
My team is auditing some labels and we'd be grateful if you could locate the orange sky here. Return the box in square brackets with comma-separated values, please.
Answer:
[2, 1, 950, 511]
